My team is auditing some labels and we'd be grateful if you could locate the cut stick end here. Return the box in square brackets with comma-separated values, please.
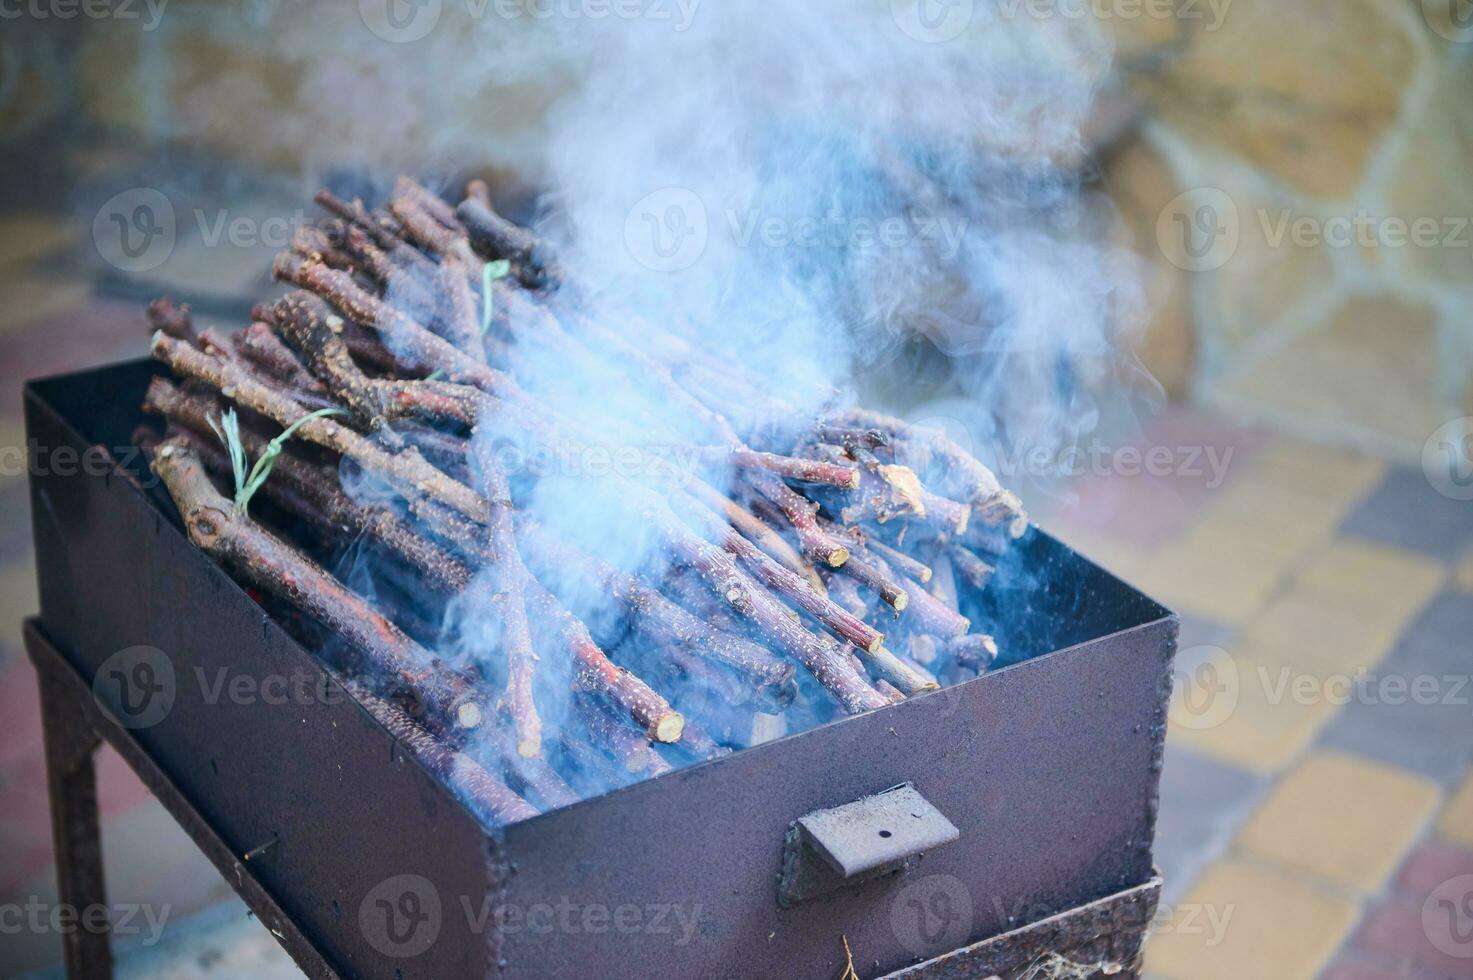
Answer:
[827, 546, 850, 568]
[654, 713, 686, 744]
[865, 636, 886, 655]
[515, 738, 540, 759]
[456, 702, 484, 729]
[891, 591, 910, 612]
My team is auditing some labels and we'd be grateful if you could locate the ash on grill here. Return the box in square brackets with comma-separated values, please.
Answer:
[134, 176, 1026, 826]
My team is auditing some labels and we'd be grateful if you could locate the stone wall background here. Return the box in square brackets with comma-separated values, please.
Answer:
[1103, 0, 1472, 458]
[2, 0, 1468, 459]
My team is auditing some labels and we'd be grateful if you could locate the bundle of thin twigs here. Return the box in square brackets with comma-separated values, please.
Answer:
[137, 176, 1026, 824]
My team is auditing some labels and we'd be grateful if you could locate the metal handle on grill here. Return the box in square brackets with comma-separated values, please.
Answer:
[777, 783, 960, 907]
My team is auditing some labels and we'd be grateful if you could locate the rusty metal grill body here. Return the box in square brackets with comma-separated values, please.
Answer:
[26, 359, 1177, 980]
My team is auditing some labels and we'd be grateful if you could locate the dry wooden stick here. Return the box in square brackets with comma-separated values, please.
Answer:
[949, 633, 999, 670]
[148, 438, 488, 734]
[236, 322, 329, 396]
[865, 536, 933, 584]
[750, 474, 850, 567]
[150, 331, 489, 524]
[838, 408, 1027, 536]
[142, 379, 473, 593]
[674, 493, 885, 653]
[146, 297, 196, 344]
[273, 253, 518, 397]
[272, 291, 482, 430]
[342, 676, 537, 825]
[520, 570, 685, 743]
[949, 544, 996, 591]
[684, 478, 826, 595]
[477, 450, 542, 758]
[516, 521, 794, 689]
[575, 695, 670, 776]
[651, 505, 888, 714]
[832, 552, 909, 612]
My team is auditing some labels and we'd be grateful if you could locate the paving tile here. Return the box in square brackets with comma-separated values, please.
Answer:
[1356, 898, 1473, 978]
[1154, 743, 1269, 903]
[0, 560, 39, 660]
[1294, 540, 1447, 611]
[1168, 641, 1341, 774]
[1249, 437, 1388, 504]
[1239, 585, 1406, 677]
[0, 212, 78, 271]
[1393, 591, 1473, 676]
[1237, 752, 1440, 892]
[1442, 771, 1473, 848]
[1397, 842, 1473, 896]
[111, 897, 301, 979]
[1316, 601, 1473, 787]
[0, 299, 148, 422]
[0, 274, 94, 339]
[0, 416, 28, 492]
[1177, 612, 1235, 652]
[1136, 524, 1290, 624]
[0, 759, 58, 897]
[1200, 478, 1352, 560]
[0, 651, 44, 771]
[1457, 549, 1473, 593]
[1145, 859, 1358, 980]
[1319, 961, 1416, 980]
[1340, 465, 1473, 563]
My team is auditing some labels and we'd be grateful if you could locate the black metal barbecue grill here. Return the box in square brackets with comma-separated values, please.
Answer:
[26, 357, 1175, 979]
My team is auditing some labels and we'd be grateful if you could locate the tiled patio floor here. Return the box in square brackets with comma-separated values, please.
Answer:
[0, 207, 1469, 978]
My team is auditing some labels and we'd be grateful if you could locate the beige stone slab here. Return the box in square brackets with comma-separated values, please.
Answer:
[1219, 295, 1447, 448]
[0, 275, 93, 336]
[1135, 524, 1291, 623]
[1145, 859, 1358, 980]
[1240, 585, 1409, 677]
[0, 561, 39, 651]
[1127, 0, 1418, 199]
[1294, 539, 1447, 612]
[1440, 770, 1473, 848]
[1249, 438, 1387, 504]
[0, 417, 27, 490]
[1168, 642, 1341, 773]
[1456, 549, 1473, 594]
[0, 213, 79, 272]
[1238, 752, 1441, 892]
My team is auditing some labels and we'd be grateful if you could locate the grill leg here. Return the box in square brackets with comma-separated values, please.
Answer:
[33, 644, 113, 980]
